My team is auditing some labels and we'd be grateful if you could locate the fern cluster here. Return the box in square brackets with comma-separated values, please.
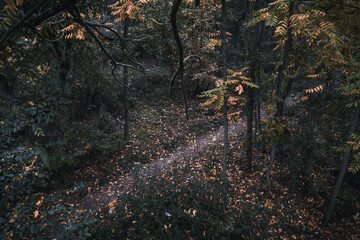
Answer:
[199, 69, 258, 114]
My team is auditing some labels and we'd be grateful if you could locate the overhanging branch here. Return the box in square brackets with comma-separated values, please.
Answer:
[89, 23, 146, 71]
[0, 0, 49, 46]
[70, 7, 146, 89]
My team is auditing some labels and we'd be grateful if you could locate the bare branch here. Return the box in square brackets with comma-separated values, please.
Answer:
[170, 54, 200, 95]
[90, 25, 146, 71]
[83, 21, 146, 42]
[37, 30, 65, 43]
[0, 0, 49, 46]
[74, 18, 129, 88]
[70, 8, 146, 89]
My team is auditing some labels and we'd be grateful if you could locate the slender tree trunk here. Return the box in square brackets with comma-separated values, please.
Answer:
[221, 0, 228, 202]
[267, 141, 277, 192]
[256, 1, 267, 153]
[255, 68, 265, 153]
[246, 0, 261, 168]
[200, 11, 203, 49]
[246, 85, 254, 167]
[267, 1, 295, 192]
[171, 0, 189, 119]
[52, 39, 71, 83]
[323, 105, 360, 225]
[123, 17, 130, 141]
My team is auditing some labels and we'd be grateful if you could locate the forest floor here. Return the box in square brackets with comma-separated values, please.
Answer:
[10, 93, 360, 239]
[72, 94, 360, 239]
[80, 113, 245, 212]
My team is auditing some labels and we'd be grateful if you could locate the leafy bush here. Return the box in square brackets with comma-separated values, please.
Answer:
[0, 147, 49, 200]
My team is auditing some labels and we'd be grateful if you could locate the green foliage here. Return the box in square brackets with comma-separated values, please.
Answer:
[92, 168, 275, 239]
[346, 134, 360, 174]
[199, 69, 257, 112]
[0, 147, 49, 199]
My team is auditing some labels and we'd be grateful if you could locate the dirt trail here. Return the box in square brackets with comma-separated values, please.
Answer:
[80, 120, 247, 212]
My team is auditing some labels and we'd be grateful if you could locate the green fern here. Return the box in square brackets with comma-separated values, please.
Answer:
[349, 154, 360, 174]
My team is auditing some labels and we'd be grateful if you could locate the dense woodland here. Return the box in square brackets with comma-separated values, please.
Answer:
[1, 0, 360, 239]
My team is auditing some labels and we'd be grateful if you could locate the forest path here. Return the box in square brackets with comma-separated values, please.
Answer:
[79, 92, 301, 213]
[80, 120, 247, 213]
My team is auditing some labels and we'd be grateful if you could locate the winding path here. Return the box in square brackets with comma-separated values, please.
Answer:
[80, 93, 303, 213]
[80, 120, 247, 212]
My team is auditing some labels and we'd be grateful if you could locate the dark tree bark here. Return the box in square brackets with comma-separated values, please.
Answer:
[51, 39, 71, 83]
[323, 105, 360, 225]
[123, 17, 130, 142]
[267, 0, 296, 192]
[255, 0, 268, 153]
[221, 0, 228, 202]
[246, 0, 261, 168]
[171, 0, 189, 119]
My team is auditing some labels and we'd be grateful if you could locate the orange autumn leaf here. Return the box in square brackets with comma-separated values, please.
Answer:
[235, 85, 243, 95]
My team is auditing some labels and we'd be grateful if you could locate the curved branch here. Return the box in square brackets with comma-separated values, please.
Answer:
[170, 54, 200, 95]
[171, 0, 189, 119]
[70, 7, 146, 89]
[71, 13, 129, 88]
[170, 0, 200, 118]
[84, 21, 146, 42]
[0, 0, 49, 46]
[171, 0, 184, 75]
[90, 24, 146, 71]
[38, 30, 65, 43]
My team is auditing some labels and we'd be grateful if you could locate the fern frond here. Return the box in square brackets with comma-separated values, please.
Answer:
[198, 88, 219, 98]
[224, 79, 239, 85]
[242, 81, 259, 88]
[304, 84, 323, 94]
[348, 154, 360, 174]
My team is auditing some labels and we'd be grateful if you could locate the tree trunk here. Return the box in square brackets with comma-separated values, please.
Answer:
[246, 0, 261, 168]
[123, 17, 130, 142]
[246, 84, 255, 167]
[51, 39, 71, 83]
[171, 0, 189, 119]
[256, 0, 268, 153]
[221, 0, 228, 202]
[267, 0, 295, 192]
[323, 105, 360, 225]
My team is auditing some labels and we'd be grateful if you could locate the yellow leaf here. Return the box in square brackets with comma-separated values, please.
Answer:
[28, 101, 35, 106]
[34, 210, 39, 218]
